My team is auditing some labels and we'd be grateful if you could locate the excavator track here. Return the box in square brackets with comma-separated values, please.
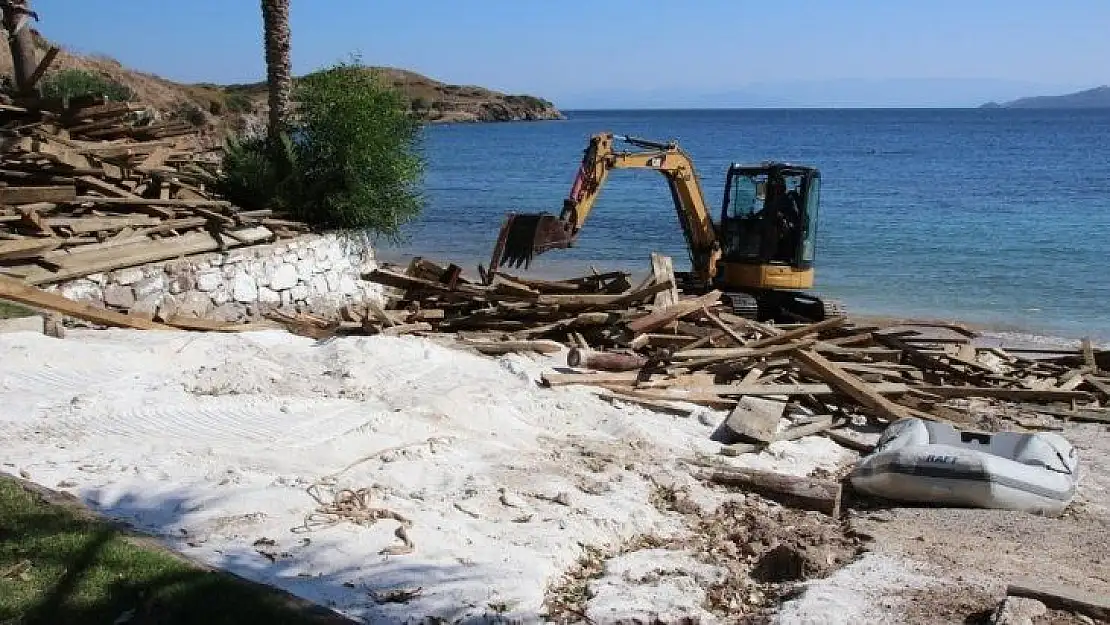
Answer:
[742, 290, 847, 323]
[821, 298, 848, 319]
[722, 291, 760, 320]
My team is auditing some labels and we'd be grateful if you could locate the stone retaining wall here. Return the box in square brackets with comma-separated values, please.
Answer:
[46, 233, 383, 323]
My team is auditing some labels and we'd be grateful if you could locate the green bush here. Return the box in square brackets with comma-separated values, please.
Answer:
[171, 100, 208, 126]
[224, 91, 254, 113]
[219, 132, 306, 215]
[39, 69, 133, 103]
[216, 59, 424, 238]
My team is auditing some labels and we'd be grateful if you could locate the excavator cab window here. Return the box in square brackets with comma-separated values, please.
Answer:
[721, 165, 812, 267]
[797, 173, 820, 267]
[721, 172, 766, 261]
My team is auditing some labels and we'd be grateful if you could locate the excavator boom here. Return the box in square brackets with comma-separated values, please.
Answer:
[488, 132, 721, 280]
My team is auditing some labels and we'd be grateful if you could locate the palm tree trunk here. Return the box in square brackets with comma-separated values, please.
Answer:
[0, 0, 39, 94]
[261, 0, 291, 139]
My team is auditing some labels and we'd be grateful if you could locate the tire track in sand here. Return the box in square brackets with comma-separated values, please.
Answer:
[87, 395, 382, 451]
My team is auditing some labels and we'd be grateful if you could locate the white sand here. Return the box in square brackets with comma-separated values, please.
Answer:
[585, 548, 726, 624]
[0, 328, 856, 623]
[774, 553, 940, 625]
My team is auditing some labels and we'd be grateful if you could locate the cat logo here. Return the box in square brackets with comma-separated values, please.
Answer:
[646, 156, 665, 167]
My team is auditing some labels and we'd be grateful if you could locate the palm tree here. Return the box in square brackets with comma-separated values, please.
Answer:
[260, 0, 291, 139]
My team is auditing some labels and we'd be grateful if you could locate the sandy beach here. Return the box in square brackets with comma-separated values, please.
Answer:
[1, 325, 1106, 624]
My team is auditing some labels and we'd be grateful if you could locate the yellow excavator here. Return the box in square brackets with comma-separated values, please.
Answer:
[487, 132, 843, 321]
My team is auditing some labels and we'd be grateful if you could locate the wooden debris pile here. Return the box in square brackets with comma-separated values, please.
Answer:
[262, 254, 1110, 441]
[0, 94, 310, 285]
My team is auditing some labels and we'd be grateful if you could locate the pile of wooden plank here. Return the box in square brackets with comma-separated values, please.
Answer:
[0, 93, 310, 285]
[266, 255, 1110, 440]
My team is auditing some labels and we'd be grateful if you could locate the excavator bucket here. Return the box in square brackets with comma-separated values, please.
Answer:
[488, 212, 575, 276]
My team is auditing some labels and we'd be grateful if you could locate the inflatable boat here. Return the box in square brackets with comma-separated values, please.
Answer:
[850, 418, 1079, 515]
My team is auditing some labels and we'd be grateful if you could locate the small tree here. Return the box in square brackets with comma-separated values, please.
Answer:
[293, 62, 424, 234]
[217, 59, 425, 239]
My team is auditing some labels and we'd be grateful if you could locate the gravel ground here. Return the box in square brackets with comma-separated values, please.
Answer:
[833, 420, 1110, 624]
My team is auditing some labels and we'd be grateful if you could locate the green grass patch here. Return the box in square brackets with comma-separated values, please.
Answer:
[0, 300, 33, 319]
[0, 476, 352, 625]
[39, 69, 134, 104]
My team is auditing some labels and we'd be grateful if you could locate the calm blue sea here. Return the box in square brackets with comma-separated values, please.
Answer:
[377, 109, 1110, 340]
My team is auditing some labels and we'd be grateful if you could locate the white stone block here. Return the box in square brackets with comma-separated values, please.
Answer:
[210, 284, 230, 305]
[176, 292, 212, 318]
[196, 271, 223, 292]
[157, 294, 179, 320]
[129, 293, 163, 319]
[313, 254, 333, 272]
[296, 256, 317, 278]
[269, 263, 299, 291]
[337, 274, 359, 296]
[231, 272, 258, 303]
[132, 275, 165, 300]
[167, 273, 193, 294]
[103, 284, 135, 309]
[210, 303, 245, 323]
[59, 280, 102, 302]
[290, 284, 310, 302]
[111, 267, 144, 286]
[325, 270, 341, 292]
[258, 286, 281, 304]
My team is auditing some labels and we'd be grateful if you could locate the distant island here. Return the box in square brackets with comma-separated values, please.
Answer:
[981, 85, 1110, 109]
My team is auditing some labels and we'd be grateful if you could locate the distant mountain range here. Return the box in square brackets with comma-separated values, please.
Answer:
[981, 86, 1110, 109]
[559, 78, 1089, 110]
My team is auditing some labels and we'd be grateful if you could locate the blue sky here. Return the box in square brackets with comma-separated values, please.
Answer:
[35, 0, 1109, 108]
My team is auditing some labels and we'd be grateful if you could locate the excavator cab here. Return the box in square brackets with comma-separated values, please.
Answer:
[717, 163, 820, 292]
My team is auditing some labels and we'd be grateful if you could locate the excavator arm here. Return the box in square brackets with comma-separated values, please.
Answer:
[489, 132, 723, 282]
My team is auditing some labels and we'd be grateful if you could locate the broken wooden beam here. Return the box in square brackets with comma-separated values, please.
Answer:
[1006, 580, 1110, 621]
[793, 348, 912, 421]
[0, 185, 76, 204]
[16, 226, 273, 285]
[462, 339, 564, 355]
[1081, 338, 1099, 373]
[626, 289, 722, 334]
[0, 275, 171, 331]
[595, 389, 695, 417]
[379, 322, 433, 337]
[541, 371, 641, 387]
[697, 466, 843, 515]
[913, 385, 1092, 402]
[73, 196, 233, 208]
[649, 252, 678, 308]
[743, 316, 847, 350]
[567, 348, 648, 372]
